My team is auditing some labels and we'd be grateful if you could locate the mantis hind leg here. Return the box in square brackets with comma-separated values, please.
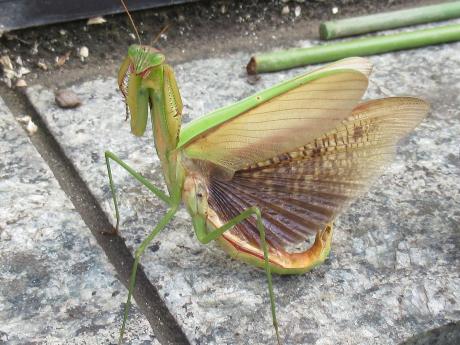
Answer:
[194, 207, 282, 345]
[118, 205, 179, 344]
[105, 151, 171, 231]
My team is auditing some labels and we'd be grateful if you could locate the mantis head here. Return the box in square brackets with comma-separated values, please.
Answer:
[118, 44, 165, 136]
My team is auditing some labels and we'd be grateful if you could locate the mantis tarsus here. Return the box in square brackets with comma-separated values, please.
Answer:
[106, 6, 429, 344]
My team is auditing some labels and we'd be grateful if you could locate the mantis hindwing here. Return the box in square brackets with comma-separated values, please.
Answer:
[107, 4, 429, 343]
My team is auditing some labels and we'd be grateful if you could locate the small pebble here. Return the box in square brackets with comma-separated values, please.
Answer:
[294, 6, 301, 17]
[55, 89, 82, 109]
[79, 46, 89, 61]
[16, 79, 27, 88]
[281, 5, 290, 15]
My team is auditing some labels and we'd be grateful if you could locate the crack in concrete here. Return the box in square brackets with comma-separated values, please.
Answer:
[0, 85, 189, 345]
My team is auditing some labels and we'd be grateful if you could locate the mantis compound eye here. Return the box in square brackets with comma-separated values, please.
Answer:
[195, 182, 208, 200]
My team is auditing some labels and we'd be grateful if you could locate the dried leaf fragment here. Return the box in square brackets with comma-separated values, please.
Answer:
[26, 119, 38, 135]
[87, 16, 106, 25]
[31, 41, 39, 55]
[56, 51, 71, 67]
[55, 89, 82, 109]
[2, 77, 12, 88]
[0, 55, 13, 70]
[0, 55, 16, 83]
[37, 60, 48, 70]
[17, 115, 31, 124]
[17, 115, 37, 135]
[17, 66, 31, 77]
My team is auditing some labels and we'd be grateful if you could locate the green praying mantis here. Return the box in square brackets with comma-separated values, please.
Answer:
[105, 5, 429, 344]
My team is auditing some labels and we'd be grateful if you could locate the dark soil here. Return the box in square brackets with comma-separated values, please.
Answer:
[0, 0, 439, 91]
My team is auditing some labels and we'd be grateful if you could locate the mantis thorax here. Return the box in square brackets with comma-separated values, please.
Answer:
[118, 46, 184, 194]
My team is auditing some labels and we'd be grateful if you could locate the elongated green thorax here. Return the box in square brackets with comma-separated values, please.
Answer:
[118, 45, 184, 195]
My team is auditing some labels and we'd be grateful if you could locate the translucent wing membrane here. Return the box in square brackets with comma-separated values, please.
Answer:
[184, 70, 369, 172]
[179, 57, 373, 150]
[314, 56, 373, 78]
[206, 97, 429, 250]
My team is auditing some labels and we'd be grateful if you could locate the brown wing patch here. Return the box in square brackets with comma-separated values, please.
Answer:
[207, 97, 429, 250]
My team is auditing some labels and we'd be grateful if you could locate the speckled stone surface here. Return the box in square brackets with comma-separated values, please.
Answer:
[27, 21, 459, 345]
[0, 98, 156, 344]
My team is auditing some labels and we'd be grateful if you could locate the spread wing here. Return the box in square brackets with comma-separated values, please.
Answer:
[180, 57, 372, 173]
[206, 97, 429, 249]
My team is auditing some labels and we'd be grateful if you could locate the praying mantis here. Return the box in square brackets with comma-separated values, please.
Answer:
[105, 5, 429, 344]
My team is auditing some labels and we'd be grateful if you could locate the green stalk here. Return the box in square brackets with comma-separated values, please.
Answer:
[247, 24, 460, 74]
[320, 1, 460, 40]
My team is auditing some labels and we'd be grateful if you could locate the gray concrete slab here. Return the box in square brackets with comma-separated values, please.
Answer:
[0, 98, 156, 344]
[27, 21, 459, 345]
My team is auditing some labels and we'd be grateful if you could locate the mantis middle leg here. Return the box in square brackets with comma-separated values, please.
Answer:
[194, 206, 282, 345]
[105, 151, 171, 230]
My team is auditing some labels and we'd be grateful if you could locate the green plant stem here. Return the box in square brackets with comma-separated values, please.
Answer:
[320, 1, 460, 40]
[247, 24, 460, 74]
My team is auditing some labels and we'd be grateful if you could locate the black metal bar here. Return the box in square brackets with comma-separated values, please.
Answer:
[0, 0, 197, 33]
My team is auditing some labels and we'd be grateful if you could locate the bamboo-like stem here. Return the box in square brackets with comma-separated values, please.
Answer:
[247, 24, 460, 74]
[320, 1, 460, 40]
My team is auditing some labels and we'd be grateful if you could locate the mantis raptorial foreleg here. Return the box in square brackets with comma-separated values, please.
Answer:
[105, 151, 172, 230]
[194, 206, 281, 345]
[119, 205, 179, 344]
[105, 153, 180, 343]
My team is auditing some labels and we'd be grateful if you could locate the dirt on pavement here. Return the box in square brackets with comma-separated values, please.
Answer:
[0, 0, 440, 92]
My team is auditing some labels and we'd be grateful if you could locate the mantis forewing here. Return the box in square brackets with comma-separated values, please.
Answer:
[107, 7, 429, 343]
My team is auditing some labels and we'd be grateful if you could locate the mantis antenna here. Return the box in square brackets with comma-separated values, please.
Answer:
[151, 23, 171, 47]
[120, 0, 142, 45]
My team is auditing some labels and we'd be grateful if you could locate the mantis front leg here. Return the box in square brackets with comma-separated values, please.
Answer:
[194, 207, 282, 345]
[105, 154, 180, 343]
[105, 151, 172, 231]
[119, 205, 179, 344]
